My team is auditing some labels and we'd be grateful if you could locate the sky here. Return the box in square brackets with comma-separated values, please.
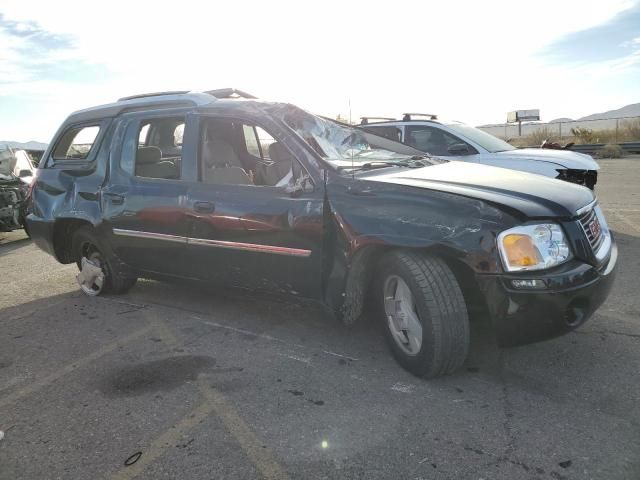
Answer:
[0, 0, 639, 142]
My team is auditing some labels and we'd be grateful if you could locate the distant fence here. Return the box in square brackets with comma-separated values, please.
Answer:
[567, 142, 640, 155]
[478, 115, 640, 142]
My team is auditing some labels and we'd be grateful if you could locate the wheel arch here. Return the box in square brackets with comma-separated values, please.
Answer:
[334, 242, 482, 326]
[52, 217, 97, 264]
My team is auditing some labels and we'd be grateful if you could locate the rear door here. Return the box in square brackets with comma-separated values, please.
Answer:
[183, 113, 325, 298]
[103, 110, 197, 278]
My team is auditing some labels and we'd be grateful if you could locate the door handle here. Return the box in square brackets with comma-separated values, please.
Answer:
[104, 192, 125, 205]
[193, 201, 215, 213]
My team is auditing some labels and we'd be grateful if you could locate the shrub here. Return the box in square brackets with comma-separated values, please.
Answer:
[570, 127, 596, 143]
[528, 127, 555, 146]
[596, 143, 624, 159]
[622, 118, 640, 141]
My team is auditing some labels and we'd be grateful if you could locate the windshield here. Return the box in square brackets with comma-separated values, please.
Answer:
[272, 105, 440, 169]
[445, 123, 515, 153]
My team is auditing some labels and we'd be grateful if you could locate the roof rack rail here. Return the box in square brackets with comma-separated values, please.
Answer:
[118, 90, 190, 102]
[360, 116, 396, 125]
[204, 88, 257, 99]
[402, 112, 438, 121]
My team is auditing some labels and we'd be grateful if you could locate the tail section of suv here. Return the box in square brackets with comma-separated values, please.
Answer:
[27, 90, 617, 378]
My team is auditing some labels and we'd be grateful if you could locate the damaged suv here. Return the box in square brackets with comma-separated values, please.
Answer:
[27, 89, 617, 378]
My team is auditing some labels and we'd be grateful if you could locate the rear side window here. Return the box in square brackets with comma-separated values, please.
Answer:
[405, 126, 472, 156]
[53, 125, 100, 160]
[121, 116, 185, 180]
[362, 126, 402, 142]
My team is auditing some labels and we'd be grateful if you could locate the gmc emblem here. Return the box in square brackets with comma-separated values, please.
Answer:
[589, 218, 601, 238]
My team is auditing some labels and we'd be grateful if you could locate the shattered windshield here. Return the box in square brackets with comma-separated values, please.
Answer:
[273, 105, 441, 169]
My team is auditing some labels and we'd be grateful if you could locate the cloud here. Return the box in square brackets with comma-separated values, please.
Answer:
[0, 13, 72, 52]
[540, 2, 640, 66]
[0, 13, 109, 93]
[0, 0, 638, 141]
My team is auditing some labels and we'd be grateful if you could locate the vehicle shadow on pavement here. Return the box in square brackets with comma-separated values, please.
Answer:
[2, 228, 637, 395]
[460, 230, 640, 420]
[0, 235, 31, 257]
[2, 238, 639, 478]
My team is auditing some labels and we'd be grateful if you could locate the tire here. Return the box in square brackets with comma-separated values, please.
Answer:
[374, 250, 470, 378]
[72, 226, 137, 295]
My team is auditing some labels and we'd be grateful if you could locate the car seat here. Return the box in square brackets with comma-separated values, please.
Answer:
[135, 146, 178, 179]
[201, 131, 252, 185]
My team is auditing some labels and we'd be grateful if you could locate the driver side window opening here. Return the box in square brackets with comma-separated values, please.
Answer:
[405, 126, 472, 156]
[242, 125, 276, 160]
[361, 125, 403, 142]
[200, 118, 304, 187]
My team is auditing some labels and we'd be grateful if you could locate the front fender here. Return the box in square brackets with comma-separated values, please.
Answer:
[322, 182, 514, 324]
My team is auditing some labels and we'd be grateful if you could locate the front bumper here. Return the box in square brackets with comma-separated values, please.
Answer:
[477, 238, 618, 347]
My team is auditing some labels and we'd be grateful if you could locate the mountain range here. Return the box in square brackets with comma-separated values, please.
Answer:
[549, 103, 640, 123]
[0, 140, 49, 151]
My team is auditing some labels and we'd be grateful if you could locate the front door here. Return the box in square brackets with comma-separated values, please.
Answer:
[103, 111, 196, 278]
[404, 125, 480, 162]
[184, 114, 324, 298]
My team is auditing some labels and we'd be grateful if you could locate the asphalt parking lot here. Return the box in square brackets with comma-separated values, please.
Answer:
[1, 158, 639, 480]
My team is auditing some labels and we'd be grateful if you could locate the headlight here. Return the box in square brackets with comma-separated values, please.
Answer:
[498, 224, 572, 272]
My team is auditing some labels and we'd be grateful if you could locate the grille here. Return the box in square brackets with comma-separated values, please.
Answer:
[578, 207, 605, 253]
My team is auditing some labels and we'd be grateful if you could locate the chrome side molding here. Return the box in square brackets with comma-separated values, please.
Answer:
[112, 228, 311, 257]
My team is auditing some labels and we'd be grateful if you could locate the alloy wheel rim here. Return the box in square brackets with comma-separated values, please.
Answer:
[79, 248, 105, 296]
[383, 275, 423, 355]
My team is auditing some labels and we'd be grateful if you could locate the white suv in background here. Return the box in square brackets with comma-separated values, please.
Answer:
[358, 114, 600, 189]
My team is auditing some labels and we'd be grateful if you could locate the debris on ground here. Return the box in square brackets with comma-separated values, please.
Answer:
[124, 451, 142, 466]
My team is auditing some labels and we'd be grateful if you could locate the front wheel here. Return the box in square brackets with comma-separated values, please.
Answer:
[374, 251, 470, 378]
[72, 226, 137, 296]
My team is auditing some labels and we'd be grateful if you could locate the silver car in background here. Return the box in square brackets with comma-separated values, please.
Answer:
[359, 114, 600, 189]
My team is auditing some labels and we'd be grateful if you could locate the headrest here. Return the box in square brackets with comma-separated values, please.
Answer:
[268, 142, 302, 179]
[136, 146, 162, 164]
[203, 138, 237, 168]
[268, 142, 293, 163]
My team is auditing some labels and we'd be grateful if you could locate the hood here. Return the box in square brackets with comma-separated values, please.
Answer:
[0, 172, 22, 186]
[0, 149, 16, 177]
[362, 161, 594, 218]
[0, 148, 34, 180]
[496, 148, 599, 170]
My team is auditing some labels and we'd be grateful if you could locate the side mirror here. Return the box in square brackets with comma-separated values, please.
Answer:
[18, 169, 32, 177]
[447, 143, 470, 155]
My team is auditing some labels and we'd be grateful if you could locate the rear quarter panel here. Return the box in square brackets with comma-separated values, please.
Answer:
[28, 119, 116, 259]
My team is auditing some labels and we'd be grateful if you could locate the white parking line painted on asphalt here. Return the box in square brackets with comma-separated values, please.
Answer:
[277, 352, 312, 365]
[611, 210, 640, 233]
[190, 315, 360, 362]
[0, 324, 154, 410]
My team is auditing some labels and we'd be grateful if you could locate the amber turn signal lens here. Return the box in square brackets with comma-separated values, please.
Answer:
[502, 234, 542, 267]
